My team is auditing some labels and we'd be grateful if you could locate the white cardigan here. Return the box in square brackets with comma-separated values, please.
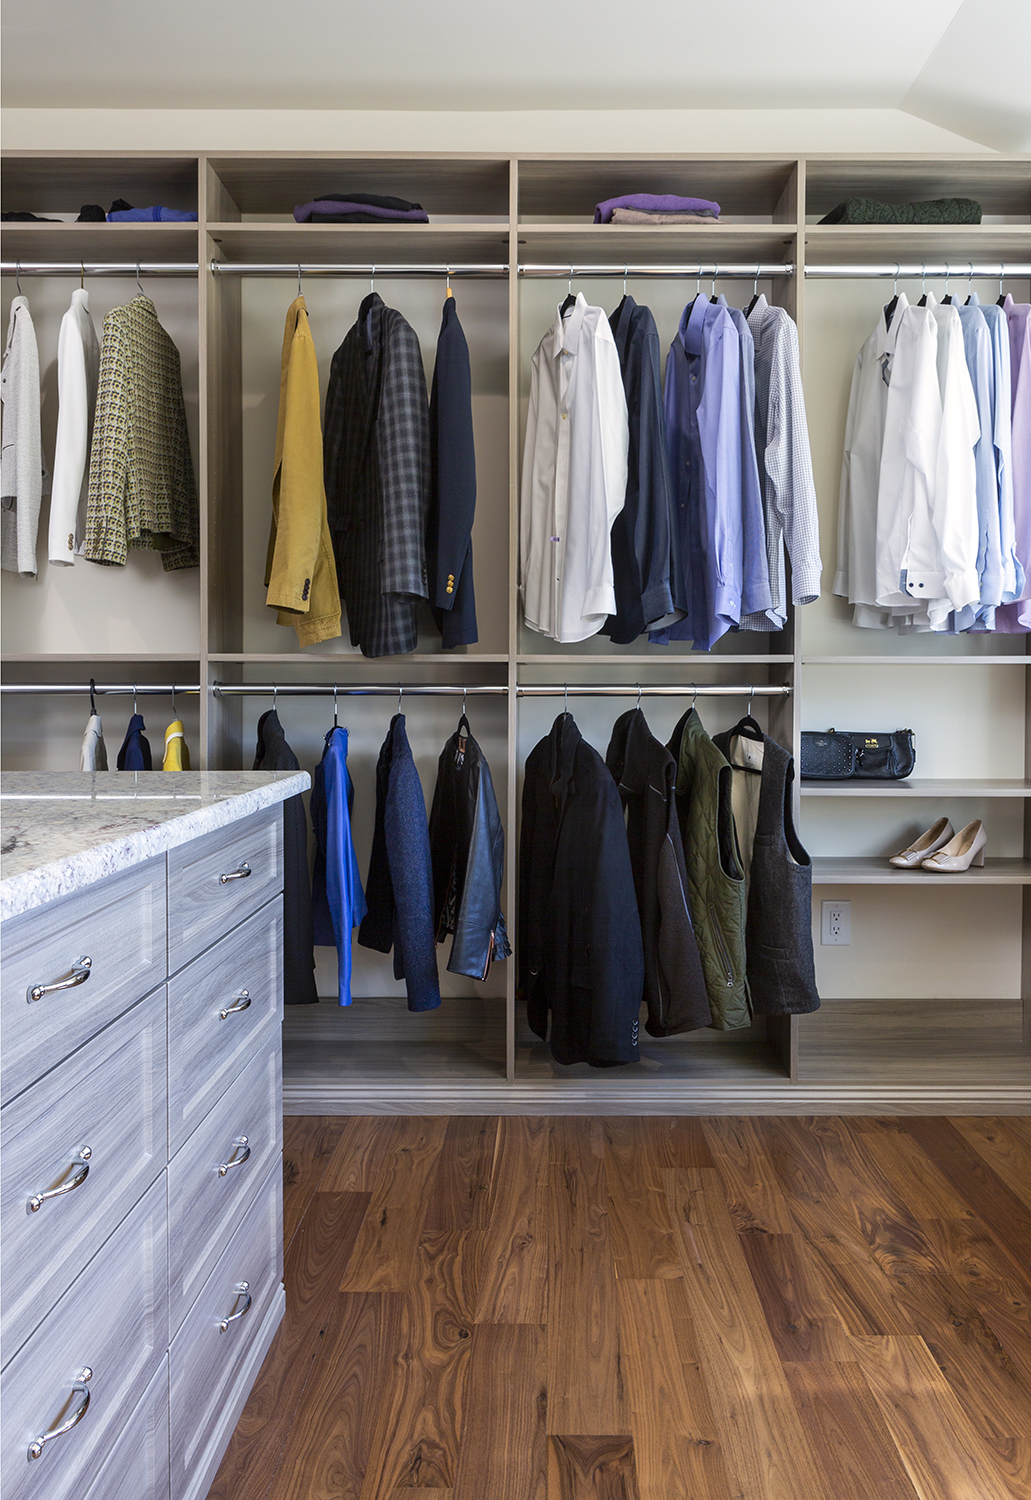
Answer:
[49, 288, 100, 566]
[0, 295, 46, 577]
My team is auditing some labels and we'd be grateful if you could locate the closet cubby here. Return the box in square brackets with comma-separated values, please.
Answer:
[2, 148, 1029, 1114]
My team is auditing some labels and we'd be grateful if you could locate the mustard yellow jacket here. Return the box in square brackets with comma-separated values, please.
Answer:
[265, 297, 341, 647]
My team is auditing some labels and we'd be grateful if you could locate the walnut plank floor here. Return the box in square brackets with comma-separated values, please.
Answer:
[207, 1116, 1031, 1500]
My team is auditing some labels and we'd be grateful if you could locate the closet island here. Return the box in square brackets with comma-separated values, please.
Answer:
[0, 769, 306, 1500]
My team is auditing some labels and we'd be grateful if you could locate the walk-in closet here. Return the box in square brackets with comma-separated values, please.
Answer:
[3, 149, 1029, 1115]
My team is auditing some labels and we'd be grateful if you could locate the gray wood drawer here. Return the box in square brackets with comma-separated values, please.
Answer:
[0, 988, 167, 1365]
[166, 808, 283, 973]
[0, 857, 167, 1107]
[81, 1356, 169, 1500]
[0, 1173, 167, 1500]
[167, 1043, 282, 1337]
[169, 1161, 282, 1500]
[167, 897, 282, 1157]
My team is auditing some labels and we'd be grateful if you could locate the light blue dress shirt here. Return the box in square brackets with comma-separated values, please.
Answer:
[952, 300, 1003, 631]
[652, 296, 769, 651]
[968, 292, 1024, 606]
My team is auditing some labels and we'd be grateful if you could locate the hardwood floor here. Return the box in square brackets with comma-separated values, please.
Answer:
[207, 1115, 1031, 1500]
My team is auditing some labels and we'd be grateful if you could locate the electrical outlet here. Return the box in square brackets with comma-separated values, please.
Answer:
[821, 900, 851, 946]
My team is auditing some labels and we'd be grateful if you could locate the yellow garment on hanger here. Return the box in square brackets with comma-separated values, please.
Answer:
[163, 719, 191, 770]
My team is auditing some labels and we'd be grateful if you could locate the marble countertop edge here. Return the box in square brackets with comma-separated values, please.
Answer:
[1, 771, 310, 922]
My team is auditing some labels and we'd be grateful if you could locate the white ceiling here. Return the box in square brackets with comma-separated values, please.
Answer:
[2, 0, 1029, 149]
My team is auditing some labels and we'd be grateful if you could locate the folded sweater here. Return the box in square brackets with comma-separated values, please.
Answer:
[294, 192, 429, 224]
[609, 208, 718, 224]
[819, 196, 981, 225]
[595, 192, 721, 223]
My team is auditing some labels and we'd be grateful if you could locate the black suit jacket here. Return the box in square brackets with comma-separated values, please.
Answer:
[519, 713, 643, 1067]
[253, 709, 318, 1005]
[428, 295, 478, 648]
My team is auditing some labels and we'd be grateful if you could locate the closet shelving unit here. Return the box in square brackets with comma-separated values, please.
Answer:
[2, 149, 1029, 1114]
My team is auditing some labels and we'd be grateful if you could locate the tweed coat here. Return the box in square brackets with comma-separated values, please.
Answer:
[324, 293, 431, 658]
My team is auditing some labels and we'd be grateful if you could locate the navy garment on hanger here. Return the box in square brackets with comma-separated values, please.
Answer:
[253, 708, 318, 1006]
[428, 295, 478, 648]
[116, 712, 152, 770]
[358, 713, 441, 1011]
[310, 724, 367, 1007]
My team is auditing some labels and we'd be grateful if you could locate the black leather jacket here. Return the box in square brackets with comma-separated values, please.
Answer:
[428, 715, 511, 980]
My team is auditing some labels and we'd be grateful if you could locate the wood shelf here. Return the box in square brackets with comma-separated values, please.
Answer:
[208, 652, 510, 664]
[804, 223, 1031, 265]
[516, 223, 796, 266]
[516, 156, 798, 219]
[1, 653, 201, 664]
[516, 653, 793, 665]
[801, 156, 1031, 219]
[797, 999, 1030, 1087]
[0, 220, 199, 264]
[207, 222, 510, 265]
[812, 857, 1031, 884]
[801, 779, 1031, 797]
[803, 654, 1028, 665]
[205, 155, 512, 217]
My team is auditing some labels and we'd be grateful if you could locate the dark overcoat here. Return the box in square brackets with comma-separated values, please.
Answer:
[428, 295, 478, 648]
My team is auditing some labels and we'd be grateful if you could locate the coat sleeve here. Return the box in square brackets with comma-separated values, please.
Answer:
[430, 312, 477, 613]
[447, 757, 506, 980]
[49, 307, 87, 565]
[584, 773, 644, 1064]
[633, 321, 676, 629]
[378, 322, 430, 601]
[358, 732, 396, 956]
[265, 321, 328, 615]
[85, 315, 130, 567]
[384, 744, 441, 1011]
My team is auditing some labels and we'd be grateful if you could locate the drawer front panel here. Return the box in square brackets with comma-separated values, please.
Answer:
[0, 1174, 167, 1500]
[1, 988, 167, 1364]
[81, 1356, 169, 1500]
[169, 1161, 282, 1500]
[167, 808, 282, 973]
[167, 898, 282, 1156]
[0, 857, 167, 1106]
[167, 1044, 282, 1336]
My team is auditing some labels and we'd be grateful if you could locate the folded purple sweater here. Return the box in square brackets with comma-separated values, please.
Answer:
[594, 192, 721, 223]
[294, 199, 429, 223]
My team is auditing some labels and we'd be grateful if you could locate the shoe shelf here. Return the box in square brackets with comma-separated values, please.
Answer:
[801, 779, 1031, 797]
[812, 857, 1031, 885]
[802, 654, 1029, 666]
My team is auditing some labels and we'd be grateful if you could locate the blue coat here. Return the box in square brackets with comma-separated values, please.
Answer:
[427, 296, 478, 648]
[116, 713, 152, 770]
[358, 714, 441, 1011]
[254, 709, 318, 1006]
[311, 726, 367, 1006]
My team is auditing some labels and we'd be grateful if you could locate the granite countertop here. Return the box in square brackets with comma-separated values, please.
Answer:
[0, 771, 310, 922]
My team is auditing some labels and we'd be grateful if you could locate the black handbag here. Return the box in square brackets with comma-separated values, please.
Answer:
[800, 729, 915, 781]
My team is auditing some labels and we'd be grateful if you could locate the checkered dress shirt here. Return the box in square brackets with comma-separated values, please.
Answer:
[324, 293, 430, 657]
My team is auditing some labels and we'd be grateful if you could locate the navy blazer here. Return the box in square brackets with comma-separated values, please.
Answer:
[358, 714, 441, 1011]
[427, 295, 478, 648]
[253, 709, 319, 1006]
[116, 713, 152, 770]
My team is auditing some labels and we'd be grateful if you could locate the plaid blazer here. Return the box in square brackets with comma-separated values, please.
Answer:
[324, 293, 430, 657]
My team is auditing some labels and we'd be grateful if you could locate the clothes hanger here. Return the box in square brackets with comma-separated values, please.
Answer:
[445, 265, 453, 301]
[89, 678, 98, 716]
[745, 263, 762, 318]
[636, 683, 642, 712]
[611, 266, 630, 320]
[80, 262, 85, 292]
[15, 262, 22, 296]
[559, 266, 577, 317]
[917, 262, 929, 307]
[730, 685, 764, 743]
[133, 683, 138, 717]
[135, 263, 144, 297]
[272, 681, 278, 714]
[884, 263, 901, 328]
[942, 263, 953, 305]
[964, 260, 974, 305]
[397, 682, 403, 718]
[998, 262, 1007, 307]
[709, 264, 720, 304]
[333, 683, 339, 729]
[170, 682, 177, 720]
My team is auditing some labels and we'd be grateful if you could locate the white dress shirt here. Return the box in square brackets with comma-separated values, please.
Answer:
[834, 295, 914, 628]
[0, 295, 46, 577]
[521, 294, 628, 642]
[79, 713, 108, 771]
[49, 288, 100, 566]
[876, 295, 979, 630]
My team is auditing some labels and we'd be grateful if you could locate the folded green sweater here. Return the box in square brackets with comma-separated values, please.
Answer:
[819, 196, 982, 225]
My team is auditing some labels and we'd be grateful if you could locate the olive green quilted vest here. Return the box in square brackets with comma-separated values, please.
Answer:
[668, 709, 752, 1030]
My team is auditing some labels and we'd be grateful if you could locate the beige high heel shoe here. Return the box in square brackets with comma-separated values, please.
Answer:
[921, 819, 987, 872]
[889, 816, 954, 868]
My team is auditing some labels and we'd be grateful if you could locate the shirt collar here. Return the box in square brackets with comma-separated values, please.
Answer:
[551, 292, 589, 359]
[880, 291, 910, 356]
[681, 294, 713, 356]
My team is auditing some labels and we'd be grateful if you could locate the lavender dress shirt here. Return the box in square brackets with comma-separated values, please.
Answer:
[652, 297, 767, 651]
[993, 295, 1031, 632]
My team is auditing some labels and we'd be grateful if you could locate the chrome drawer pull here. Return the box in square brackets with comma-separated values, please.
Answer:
[218, 1281, 252, 1333]
[219, 990, 251, 1020]
[28, 1146, 92, 1213]
[28, 1368, 92, 1461]
[27, 956, 92, 1004]
[218, 1136, 250, 1177]
[219, 862, 251, 885]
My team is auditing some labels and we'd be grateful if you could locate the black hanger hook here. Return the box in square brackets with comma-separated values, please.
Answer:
[89, 678, 97, 714]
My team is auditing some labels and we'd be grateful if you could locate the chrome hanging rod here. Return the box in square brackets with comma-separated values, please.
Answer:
[209, 262, 508, 278]
[519, 262, 794, 279]
[517, 684, 791, 697]
[0, 683, 201, 695]
[805, 262, 1031, 280]
[212, 683, 508, 696]
[0, 262, 199, 278]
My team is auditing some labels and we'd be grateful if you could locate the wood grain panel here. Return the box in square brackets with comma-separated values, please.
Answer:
[920, 1216, 1031, 1387]
[359, 1232, 481, 1494]
[601, 1119, 683, 1280]
[900, 1119, 1031, 1277]
[701, 1117, 796, 1233]
[783, 1360, 921, 1500]
[950, 1118, 1031, 1213]
[547, 1436, 639, 1499]
[339, 1117, 449, 1294]
[282, 1117, 349, 1249]
[422, 1117, 498, 1232]
[320, 1116, 402, 1194]
[852, 1334, 1023, 1500]
[546, 1154, 627, 1435]
[475, 1116, 549, 1325]
[451, 1323, 547, 1500]
[850, 1119, 977, 1220]
[205, 1191, 370, 1500]
[664, 1168, 824, 1500]
[739, 1233, 852, 1362]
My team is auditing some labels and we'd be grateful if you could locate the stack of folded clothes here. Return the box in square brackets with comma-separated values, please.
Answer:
[819, 196, 982, 225]
[293, 192, 429, 224]
[594, 192, 721, 224]
[2, 200, 198, 222]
